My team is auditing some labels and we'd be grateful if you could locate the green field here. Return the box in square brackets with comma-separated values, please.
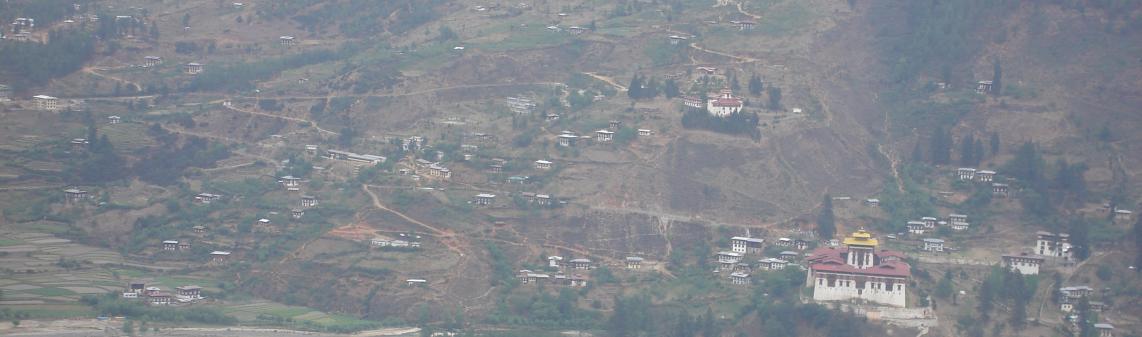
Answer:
[24, 287, 79, 297]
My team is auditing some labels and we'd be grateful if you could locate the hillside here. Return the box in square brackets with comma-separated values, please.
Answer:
[0, 0, 1140, 336]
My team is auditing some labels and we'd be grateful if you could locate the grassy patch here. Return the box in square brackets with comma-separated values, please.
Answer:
[475, 28, 570, 52]
[758, 1, 814, 36]
[24, 287, 78, 297]
[14, 304, 95, 319]
[0, 238, 23, 246]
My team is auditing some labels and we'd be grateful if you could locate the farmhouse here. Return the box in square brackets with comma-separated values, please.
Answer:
[64, 188, 88, 203]
[730, 272, 751, 285]
[33, 95, 59, 111]
[210, 251, 231, 263]
[301, 195, 318, 208]
[548, 255, 563, 268]
[192, 225, 206, 234]
[681, 95, 704, 111]
[557, 133, 578, 147]
[922, 238, 945, 252]
[794, 239, 810, 250]
[474, 193, 497, 206]
[1002, 253, 1044, 275]
[976, 170, 996, 182]
[280, 35, 295, 46]
[976, 80, 993, 94]
[625, 256, 644, 269]
[776, 238, 793, 247]
[957, 168, 976, 181]
[108, 115, 121, 124]
[717, 251, 744, 271]
[906, 221, 925, 234]
[638, 129, 653, 136]
[707, 87, 743, 117]
[1115, 209, 1133, 221]
[921, 217, 938, 228]
[147, 292, 173, 305]
[291, 209, 304, 219]
[805, 229, 911, 307]
[175, 285, 203, 301]
[569, 258, 592, 270]
[758, 257, 787, 271]
[535, 159, 552, 170]
[730, 236, 765, 255]
[326, 149, 386, 166]
[194, 193, 222, 204]
[407, 279, 427, 287]
[668, 35, 688, 45]
[162, 240, 179, 251]
[1094, 323, 1115, 337]
[280, 175, 302, 187]
[185, 62, 204, 75]
[1036, 231, 1072, 259]
[596, 129, 614, 142]
[992, 183, 1009, 197]
[608, 120, 623, 131]
[144, 56, 162, 67]
[1058, 285, 1094, 312]
[865, 198, 880, 206]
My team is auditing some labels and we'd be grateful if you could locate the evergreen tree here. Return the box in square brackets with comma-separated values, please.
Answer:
[959, 134, 976, 166]
[663, 79, 680, 98]
[1069, 218, 1091, 260]
[627, 75, 643, 100]
[701, 307, 717, 337]
[817, 195, 836, 239]
[911, 141, 924, 162]
[767, 87, 782, 109]
[748, 74, 763, 96]
[730, 74, 741, 93]
[990, 132, 1000, 155]
[991, 58, 1002, 96]
[929, 127, 952, 165]
[1134, 216, 1142, 272]
[973, 138, 986, 163]
[1006, 141, 1046, 190]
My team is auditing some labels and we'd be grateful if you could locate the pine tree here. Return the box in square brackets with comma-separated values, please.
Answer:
[627, 75, 642, 100]
[767, 87, 782, 109]
[817, 195, 836, 239]
[960, 134, 976, 166]
[664, 79, 680, 98]
[973, 138, 986, 163]
[911, 141, 924, 162]
[930, 127, 952, 165]
[991, 58, 1003, 96]
[748, 74, 763, 96]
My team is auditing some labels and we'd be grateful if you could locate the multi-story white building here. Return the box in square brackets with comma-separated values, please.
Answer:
[730, 236, 764, 255]
[805, 230, 910, 307]
[1002, 254, 1044, 275]
[1036, 231, 1072, 259]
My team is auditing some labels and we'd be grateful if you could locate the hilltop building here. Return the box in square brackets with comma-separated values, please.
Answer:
[805, 229, 910, 307]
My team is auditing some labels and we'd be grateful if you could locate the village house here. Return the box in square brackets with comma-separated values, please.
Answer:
[625, 257, 644, 269]
[108, 115, 121, 124]
[730, 236, 765, 255]
[184, 62, 204, 75]
[122, 291, 138, 299]
[906, 221, 926, 234]
[638, 129, 653, 136]
[179, 241, 191, 250]
[145, 287, 161, 297]
[280, 35, 296, 47]
[794, 239, 810, 250]
[865, 198, 880, 206]
[776, 238, 793, 247]
[1114, 209, 1133, 221]
[406, 279, 427, 287]
[474, 193, 496, 206]
[717, 251, 744, 271]
[1036, 231, 1073, 259]
[567, 26, 588, 35]
[548, 256, 563, 268]
[505, 96, 537, 114]
[33, 95, 59, 111]
[64, 188, 88, 203]
[291, 209, 304, 219]
[992, 183, 1010, 197]
[534, 194, 552, 206]
[162, 240, 179, 251]
[10, 32, 31, 42]
[596, 129, 614, 142]
[569, 258, 592, 270]
[956, 167, 976, 181]
[780, 251, 801, 261]
[1058, 285, 1095, 312]
[697, 66, 717, 75]
[0, 84, 10, 101]
[805, 229, 911, 307]
[144, 56, 162, 67]
[707, 87, 744, 117]
[70, 138, 89, 151]
[922, 238, 945, 252]
[1094, 323, 1115, 337]
[950, 221, 970, 231]
[300, 195, 318, 208]
[568, 274, 588, 287]
[147, 292, 173, 305]
[326, 149, 386, 166]
[175, 285, 203, 301]
[668, 35, 688, 45]
[921, 216, 938, 228]
[194, 193, 222, 204]
[192, 225, 206, 235]
[735, 21, 756, 31]
[280, 175, 302, 188]
[534, 159, 553, 170]
[976, 170, 996, 182]
[545, 113, 560, 121]
[424, 163, 452, 179]
[1002, 253, 1044, 275]
[557, 133, 579, 147]
[304, 144, 318, 155]
[127, 281, 147, 295]
[758, 257, 787, 271]
[730, 272, 751, 285]
[608, 120, 623, 131]
[681, 95, 704, 111]
[210, 251, 231, 263]
[976, 80, 993, 94]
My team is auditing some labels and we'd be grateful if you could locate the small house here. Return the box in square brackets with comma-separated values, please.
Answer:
[992, 183, 1009, 197]
[175, 285, 202, 300]
[546, 113, 560, 121]
[569, 274, 588, 287]
[557, 133, 578, 147]
[185, 62, 204, 75]
[864, 198, 880, 206]
[922, 238, 945, 252]
[143, 56, 162, 67]
[147, 292, 172, 305]
[697, 66, 717, 75]
[534, 194, 552, 206]
[33, 95, 59, 111]
[280, 36, 295, 46]
[976, 170, 996, 182]
[608, 120, 622, 131]
[210, 251, 231, 263]
[162, 240, 179, 251]
[950, 221, 969, 231]
[921, 217, 938, 228]
[625, 256, 644, 269]
[758, 257, 787, 271]
[569, 258, 592, 270]
[194, 193, 222, 204]
[179, 241, 191, 250]
[957, 168, 976, 181]
[280, 175, 301, 187]
[1002, 253, 1044, 275]
[1094, 323, 1114, 337]
[734, 21, 756, 31]
[596, 129, 614, 142]
[668, 35, 688, 45]
[192, 225, 206, 234]
[729, 272, 751, 285]
[976, 80, 993, 94]
[948, 214, 968, 226]
[64, 188, 88, 203]
[717, 251, 744, 264]
[70, 138, 89, 151]
[906, 221, 926, 234]
[535, 159, 552, 170]
[291, 209, 304, 219]
[108, 115, 122, 124]
[1114, 209, 1132, 221]
[406, 279, 427, 287]
[548, 255, 563, 268]
[638, 129, 652, 136]
[1036, 231, 1072, 258]
[775, 238, 793, 247]
[779, 251, 800, 261]
[127, 281, 147, 294]
[794, 239, 809, 250]
[474, 193, 496, 206]
[567, 26, 588, 35]
[730, 237, 764, 255]
[301, 195, 318, 208]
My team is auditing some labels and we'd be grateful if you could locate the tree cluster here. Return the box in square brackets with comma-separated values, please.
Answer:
[0, 29, 95, 91]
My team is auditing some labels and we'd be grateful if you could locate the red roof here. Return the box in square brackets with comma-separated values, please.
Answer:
[807, 247, 911, 278]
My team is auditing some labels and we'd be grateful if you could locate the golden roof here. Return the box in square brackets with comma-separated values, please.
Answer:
[842, 229, 878, 247]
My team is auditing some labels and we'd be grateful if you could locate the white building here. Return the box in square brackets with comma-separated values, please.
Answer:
[922, 238, 945, 252]
[535, 160, 552, 170]
[758, 257, 787, 271]
[805, 230, 910, 307]
[706, 87, 743, 117]
[185, 62, 204, 75]
[729, 272, 751, 285]
[730, 236, 764, 255]
[957, 168, 977, 181]
[1036, 231, 1072, 259]
[1002, 254, 1044, 275]
[33, 95, 59, 111]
